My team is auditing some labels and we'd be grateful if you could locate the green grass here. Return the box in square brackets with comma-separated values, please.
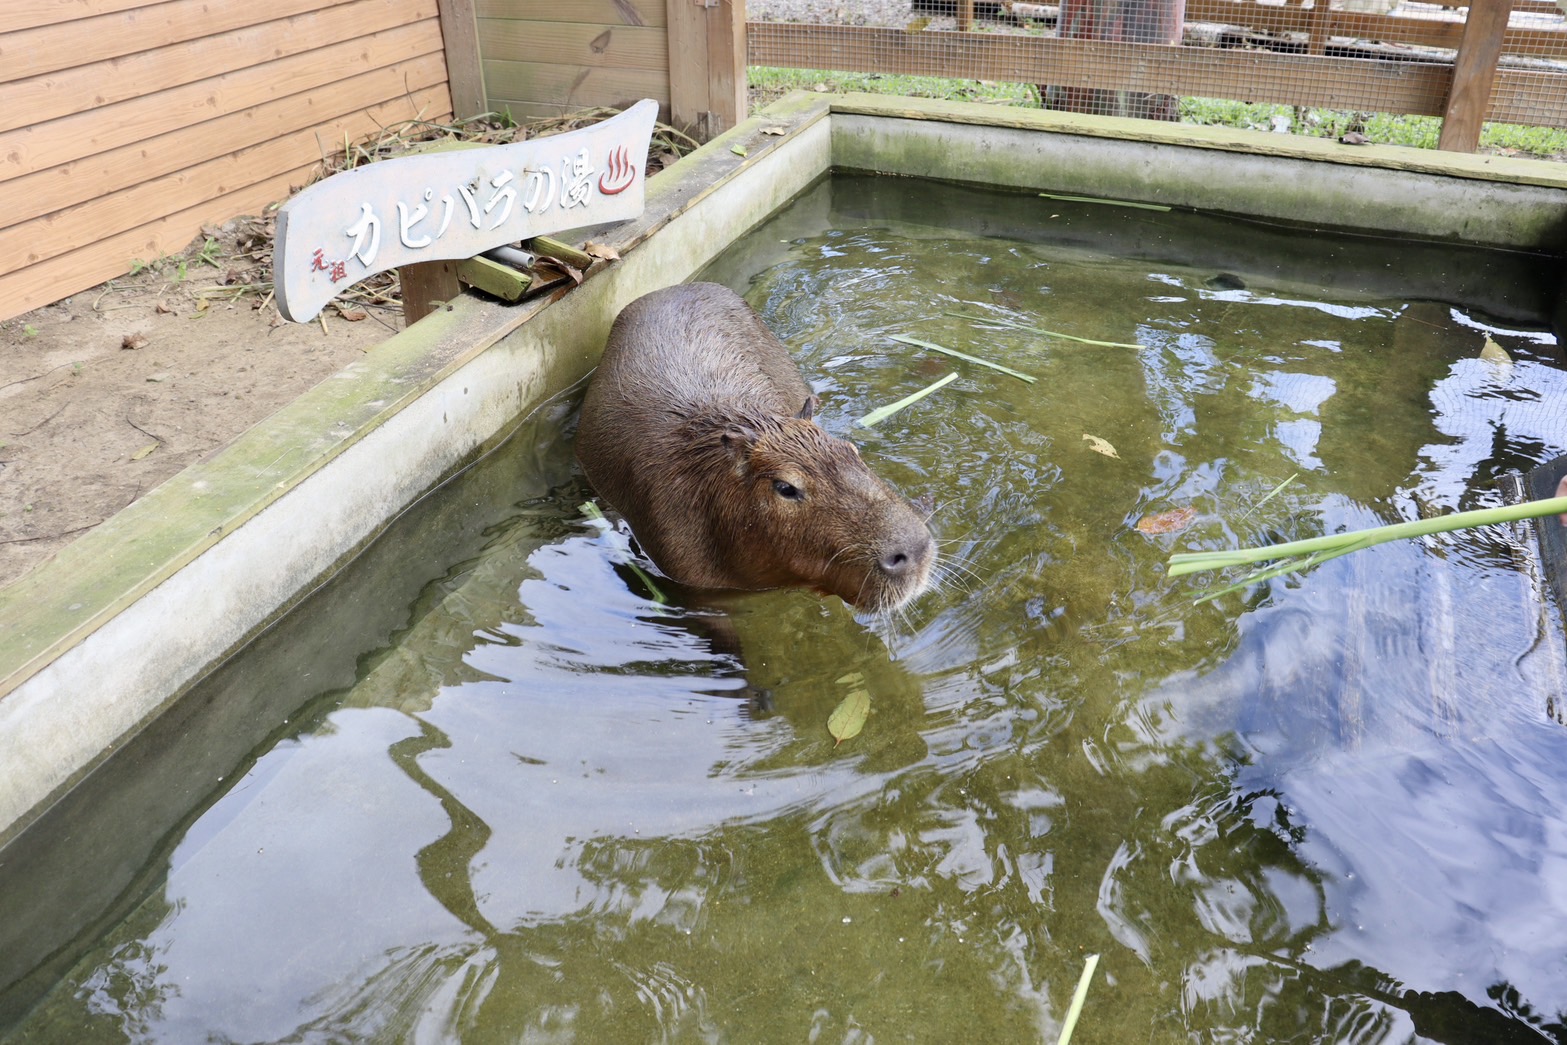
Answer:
[749, 67, 1567, 160]
[748, 66, 1038, 108]
[1180, 97, 1567, 158]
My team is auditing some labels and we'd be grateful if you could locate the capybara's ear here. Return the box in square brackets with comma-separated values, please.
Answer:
[719, 425, 758, 474]
[795, 395, 819, 422]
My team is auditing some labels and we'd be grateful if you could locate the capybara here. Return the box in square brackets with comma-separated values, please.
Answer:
[576, 282, 936, 613]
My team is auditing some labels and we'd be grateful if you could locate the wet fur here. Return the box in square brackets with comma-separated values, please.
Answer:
[576, 283, 935, 612]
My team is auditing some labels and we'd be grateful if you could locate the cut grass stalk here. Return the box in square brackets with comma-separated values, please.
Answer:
[580, 501, 668, 603]
[1056, 953, 1100, 1045]
[945, 310, 1144, 349]
[1240, 472, 1298, 518]
[857, 372, 958, 428]
[888, 334, 1036, 383]
[1169, 495, 1567, 602]
[1040, 192, 1172, 212]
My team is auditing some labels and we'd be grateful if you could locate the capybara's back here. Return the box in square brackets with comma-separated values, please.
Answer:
[576, 282, 935, 612]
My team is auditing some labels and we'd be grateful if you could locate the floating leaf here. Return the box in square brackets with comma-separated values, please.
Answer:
[130, 443, 159, 461]
[1135, 506, 1196, 535]
[1082, 434, 1120, 459]
[1479, 336, 1511, 365]
[828, 689, 871, 746]
[857, 372, 958, 428]
[889, 334, 1036, 383]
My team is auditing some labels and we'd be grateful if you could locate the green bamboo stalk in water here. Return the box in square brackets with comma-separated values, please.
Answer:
[1055, 953, 1100, 1045]
[1168, 495, 1567, 602]
[857, 372, 958, 428]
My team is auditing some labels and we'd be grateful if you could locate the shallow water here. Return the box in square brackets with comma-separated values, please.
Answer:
[9, 175, 1567, 1043]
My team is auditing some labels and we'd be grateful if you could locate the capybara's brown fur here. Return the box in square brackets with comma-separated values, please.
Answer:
[576, 282, 936, 612]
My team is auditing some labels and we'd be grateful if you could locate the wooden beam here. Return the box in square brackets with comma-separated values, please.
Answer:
[0, 1, 442, 135]
[1, 56, 450, 239]
[668, 0, 746, 140]
[482, 58, 670, 117]
[475, 0, 667, 25]
[1438, 0, 1512, 151]
[438, 0, 488, 118]
[400, 260, 463, 326]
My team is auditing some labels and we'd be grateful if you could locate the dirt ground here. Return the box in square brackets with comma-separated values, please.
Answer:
[0, 220, 400, 589]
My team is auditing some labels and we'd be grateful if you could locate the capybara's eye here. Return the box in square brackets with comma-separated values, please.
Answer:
[773, 479, 803, 501]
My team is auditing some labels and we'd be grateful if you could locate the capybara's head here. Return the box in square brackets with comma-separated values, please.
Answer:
[688, 407, 936, 614]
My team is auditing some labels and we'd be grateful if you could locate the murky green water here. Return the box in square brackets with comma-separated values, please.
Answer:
[9, 175, 1567, 1043]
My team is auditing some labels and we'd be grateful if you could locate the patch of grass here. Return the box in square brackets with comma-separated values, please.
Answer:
[1179, 97, 1567, 158]
[749, 66, 1038, 108]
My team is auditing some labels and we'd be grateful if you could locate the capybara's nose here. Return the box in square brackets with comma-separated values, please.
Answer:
[879, 538, 928, 579]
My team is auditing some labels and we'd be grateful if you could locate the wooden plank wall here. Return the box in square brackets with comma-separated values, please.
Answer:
[478, 0, 670, 122]
[0, 0, 456, 323]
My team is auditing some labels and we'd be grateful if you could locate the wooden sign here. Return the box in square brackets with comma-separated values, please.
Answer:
[274, 99, 660, 323]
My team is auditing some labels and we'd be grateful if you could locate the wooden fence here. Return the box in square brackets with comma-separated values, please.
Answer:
[748, 0, 1567, 151]
[0, 0, 472, 324]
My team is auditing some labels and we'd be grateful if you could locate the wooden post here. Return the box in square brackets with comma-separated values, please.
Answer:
[957, 0, 976, 31]
[1437, 0, 1511, 152]
[668, 0, 748, 141]
[437, 0, 487, 119]
[1047, 0, 1185, 120]
[400, 260, 462, 326]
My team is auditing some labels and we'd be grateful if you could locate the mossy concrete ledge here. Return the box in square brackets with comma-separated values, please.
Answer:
[0, 95, 833, 845]
[3, 91, 1566, 845]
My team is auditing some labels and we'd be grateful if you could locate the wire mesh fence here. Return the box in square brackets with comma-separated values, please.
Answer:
[746, 0, 1567, 159]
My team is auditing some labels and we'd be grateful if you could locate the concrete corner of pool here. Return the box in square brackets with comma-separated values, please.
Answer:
[2, 90, 1565, 853]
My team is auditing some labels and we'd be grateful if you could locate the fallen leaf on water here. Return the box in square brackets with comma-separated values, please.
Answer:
[1479, 336, 1512, 365]
[828, 689, 871, 746]
[130, 443, 158, 461]
[121, 332, 148, 351]
[1082, 434, 1120, 459]
[1136, 506, 1197, 535]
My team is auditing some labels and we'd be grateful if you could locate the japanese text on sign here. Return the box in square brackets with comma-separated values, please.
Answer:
[273, 100, 658, 323]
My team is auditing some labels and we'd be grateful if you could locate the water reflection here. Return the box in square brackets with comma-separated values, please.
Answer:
[11, 176, 1567, 1043]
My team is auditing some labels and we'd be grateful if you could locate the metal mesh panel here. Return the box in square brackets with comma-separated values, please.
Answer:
[747, 0, 1567, 158]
